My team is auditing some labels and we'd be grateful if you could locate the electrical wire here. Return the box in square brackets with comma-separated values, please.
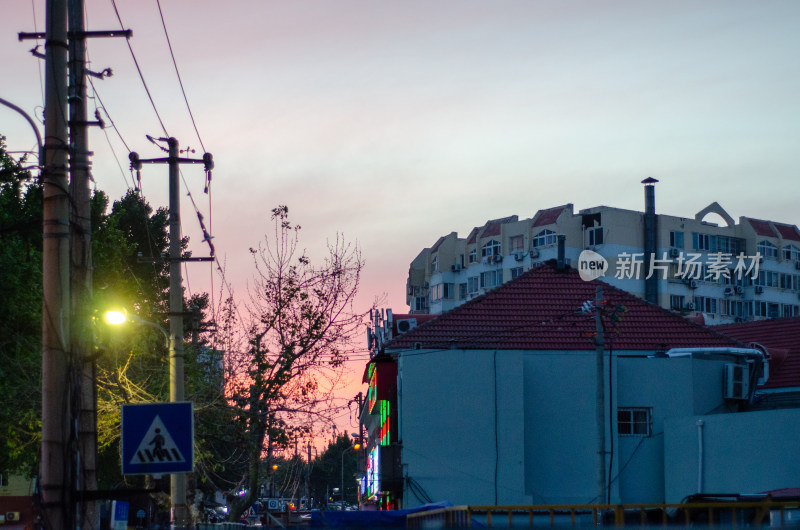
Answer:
[154, 0, 206, 153]
[109, 0, 168, 136]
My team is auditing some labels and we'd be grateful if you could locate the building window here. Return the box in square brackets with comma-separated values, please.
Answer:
[533, 229, 557, 248]
[757, 240, 778, 258]
[468, 248, 477, 263]
[509, 235, 524, 252]
[669, 231, 684, 249]
[783, 245, 800, 262]
[670, 295, 685, 310]
[693, 232, 712, 251]
[510, 266, 524, 280]
[414, 296, 427, 312]
[431, 283, 453, 301]
[467, 276, 479, 294]
[431, 255, 438, 273]
[479, 270, 501, 289]
[482, 240, 501, 258]
[459, 283, 467, 299]
[587, 226, 603, 246]
[693, 296, 717, 314]
[0, 472, 7, 487]
[618, 407, 651, 436]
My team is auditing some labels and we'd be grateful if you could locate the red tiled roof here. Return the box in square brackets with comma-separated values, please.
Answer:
[745, 218, 778, 238]
[775, 223, 800, 242]
[533, 205, 569, 227]
[387, 263, 740, 352]
[467, 228, 479, 245]
[482, 220, 503, 237]
[715, 317, 800, 389]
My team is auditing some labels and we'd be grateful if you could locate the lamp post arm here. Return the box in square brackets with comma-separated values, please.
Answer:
[130, 315, 170, 348]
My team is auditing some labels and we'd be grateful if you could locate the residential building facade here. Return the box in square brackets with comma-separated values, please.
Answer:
[407, 181, 800, 324]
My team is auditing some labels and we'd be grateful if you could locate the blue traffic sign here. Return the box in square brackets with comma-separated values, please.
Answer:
[121, 402, 194, 475]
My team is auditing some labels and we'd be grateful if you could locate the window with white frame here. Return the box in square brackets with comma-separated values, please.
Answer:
[510, 266, 524, 280]
[783, 245, 800, 262]
[618, 407, 651, 436]
[480, 270, 501, 289]
[587, 226, 603, 246]
[533, 229, 557, 248]
[481, 240, 501, 258]
[431, 255, 438, 272]
[693, 232, 712, 251]
[758, 240, 778, 258]
[467, 276, 479, 294]
[414, 296, 427, 312]
[459, 283, 467, 299]
[468, 248, 477, 263]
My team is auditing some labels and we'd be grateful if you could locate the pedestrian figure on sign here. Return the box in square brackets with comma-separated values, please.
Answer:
[150, 428, 167, 459]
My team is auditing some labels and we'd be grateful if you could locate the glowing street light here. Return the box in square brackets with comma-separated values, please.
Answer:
[341, 443, 361, 509]
[104, 310, 170, 346]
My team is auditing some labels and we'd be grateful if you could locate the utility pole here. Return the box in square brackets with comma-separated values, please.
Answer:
[67, 0, 97, 527]
[595, 286, 606, 506]
[40, 0, 71, 527]
[130, 138, 212, 528]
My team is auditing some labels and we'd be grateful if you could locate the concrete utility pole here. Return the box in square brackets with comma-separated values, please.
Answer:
[67, 0, 98, 527]
[131, 137, 213, 527]
[40, 0, 71, 527]
[595, 286, 606, 506]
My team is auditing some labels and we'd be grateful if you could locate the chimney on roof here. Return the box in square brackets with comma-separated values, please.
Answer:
[642, 178, 659, 304]
[557, 235, 566, 271]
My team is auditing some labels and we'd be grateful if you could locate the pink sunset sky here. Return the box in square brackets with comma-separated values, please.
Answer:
[3, 1, 800, 442]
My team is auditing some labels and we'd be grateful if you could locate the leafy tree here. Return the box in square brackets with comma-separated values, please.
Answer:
[221, 206, 366, 522]
[309, 434, 361, 509]
[0, 136, 41, 476]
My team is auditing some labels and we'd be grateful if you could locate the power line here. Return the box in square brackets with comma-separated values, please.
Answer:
[154, 0, 206, 153]
[109, 0, 168, 136]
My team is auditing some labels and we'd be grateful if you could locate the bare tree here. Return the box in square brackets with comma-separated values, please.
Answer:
[223, 206, 365, 521]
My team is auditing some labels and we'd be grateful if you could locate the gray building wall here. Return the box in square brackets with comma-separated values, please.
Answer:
[664, 408, 800, 503]
[395, 347, 794, 508]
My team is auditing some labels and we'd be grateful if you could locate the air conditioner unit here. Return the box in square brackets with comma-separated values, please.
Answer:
[724, 287, 733, 296]
[734, 286, 743, 295]
[451, 263, 462, 272]
[686, 302, 694, 311]
[724, 363, 749, 400]
[669, 248, 680, 258]
[514, 251, 525, 261]
[6, 512, 21, 522]
[396, 318, 418, 334]
[689, 280, 699, 289]
[755, 285, 764, 294]
[529, 249, 539, 259]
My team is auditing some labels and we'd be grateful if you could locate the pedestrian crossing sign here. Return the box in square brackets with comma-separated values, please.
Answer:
[121, 402, 194, 475]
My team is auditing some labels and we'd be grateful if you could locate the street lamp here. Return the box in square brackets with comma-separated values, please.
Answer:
[341, 443, 361, 509]
[104, 310, 187, 524]
[104, 310, 170, 346]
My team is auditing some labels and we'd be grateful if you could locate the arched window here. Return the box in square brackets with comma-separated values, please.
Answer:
[481, 240, 501, 257]
[757, 240, 778, 258]
[533, 229, 557, 248]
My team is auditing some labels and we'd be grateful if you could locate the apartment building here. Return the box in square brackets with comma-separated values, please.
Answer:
[406, 180, 800, 324]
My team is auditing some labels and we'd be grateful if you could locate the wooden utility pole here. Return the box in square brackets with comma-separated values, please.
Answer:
[41, 0, 71, 527]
